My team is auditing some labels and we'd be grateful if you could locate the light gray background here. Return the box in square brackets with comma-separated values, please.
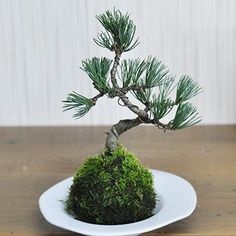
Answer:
[0, 0, 235, 126]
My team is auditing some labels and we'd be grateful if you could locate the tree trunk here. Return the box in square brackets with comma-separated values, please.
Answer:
[105, 117, 142, 151]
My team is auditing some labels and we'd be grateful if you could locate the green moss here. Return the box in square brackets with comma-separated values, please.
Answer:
[66, 145, 156, 225]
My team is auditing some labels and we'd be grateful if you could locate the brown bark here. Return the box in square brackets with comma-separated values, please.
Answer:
[105, 117, 142, 151]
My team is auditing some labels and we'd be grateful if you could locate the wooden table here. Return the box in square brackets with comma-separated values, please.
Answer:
[0, 125, 235, 236]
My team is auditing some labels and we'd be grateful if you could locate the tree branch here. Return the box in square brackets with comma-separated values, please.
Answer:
[110, 51, 121, 89]
[91, 92, 105, 104]
[119, 93, 148, 118]
[110, 50, 148, 119]
[105, 116, 172, 151]
[105, 48, 178, 151]
[121, 84, 146, 94]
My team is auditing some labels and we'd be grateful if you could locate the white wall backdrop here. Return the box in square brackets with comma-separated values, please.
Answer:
[0, 0, 235, 126]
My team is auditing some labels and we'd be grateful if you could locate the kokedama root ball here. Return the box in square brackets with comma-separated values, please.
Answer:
[66, 146, 156, 225]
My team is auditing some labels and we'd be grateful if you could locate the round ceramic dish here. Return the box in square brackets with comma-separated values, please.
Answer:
[39, 169, 197, 236]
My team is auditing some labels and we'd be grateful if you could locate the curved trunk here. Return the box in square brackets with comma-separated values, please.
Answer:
[105, 117, 142, 151]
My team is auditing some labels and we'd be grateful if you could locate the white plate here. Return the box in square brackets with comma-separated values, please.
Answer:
[39, 169, 197, 236]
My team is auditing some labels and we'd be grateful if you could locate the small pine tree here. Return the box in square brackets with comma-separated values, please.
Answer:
[63, 9, 202, 152]
[63, 9, 202, 225]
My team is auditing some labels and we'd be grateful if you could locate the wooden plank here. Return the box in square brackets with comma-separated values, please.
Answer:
[0, 126, 236, 235]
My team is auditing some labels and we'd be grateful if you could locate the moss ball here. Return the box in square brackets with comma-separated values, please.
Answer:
[66, 146, 156, 225]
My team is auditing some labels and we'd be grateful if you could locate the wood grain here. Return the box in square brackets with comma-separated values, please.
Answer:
[0, 125, 236, 235]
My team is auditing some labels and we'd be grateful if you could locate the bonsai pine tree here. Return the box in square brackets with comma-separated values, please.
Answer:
[63, 9, 201, 225]
[64, 9, 201, 151]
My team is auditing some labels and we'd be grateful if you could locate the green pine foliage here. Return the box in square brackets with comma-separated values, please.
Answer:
[63, 8, 202, 129]
[176, 75, 202, 103]
[151, 94, 173, 120]
[81, 57, 113, 94]
[63, 92, 94, 119]
[66, 146, 156, 224]
[94, 9, 139, 52]
[121, 59, 147, 87]
[132, 88, 152, 105]
[144, 57, 169, 88]
[171, 102, 202, 129]
[120, 57, 170, 89]
[158, 77, 175, 98]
